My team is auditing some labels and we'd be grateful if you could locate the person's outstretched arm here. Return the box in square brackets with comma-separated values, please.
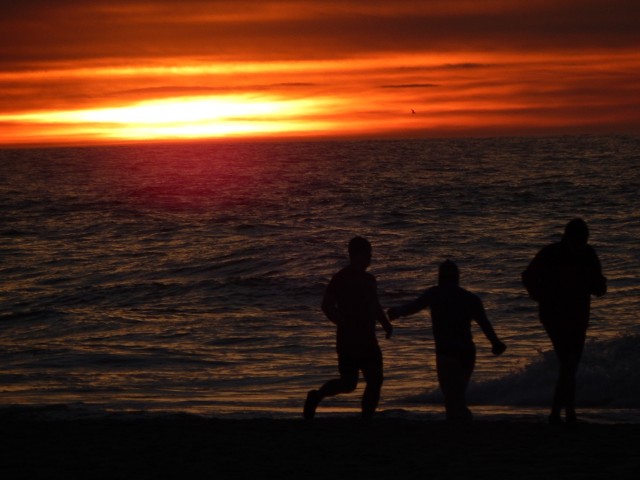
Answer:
[473, 297, 506, 356]
[587, 246, 607, 297]
[376, 301, 393, 339]
[321, 284, 341, 325]
[522, 247, 549, 303]
[387, 288, 433, 321]
[369, 277, 393, 338]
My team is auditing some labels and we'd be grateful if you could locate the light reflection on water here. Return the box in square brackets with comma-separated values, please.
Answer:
[1, 136, 639, 418]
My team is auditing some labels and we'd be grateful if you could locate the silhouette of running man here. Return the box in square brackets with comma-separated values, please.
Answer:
[387, 260, 506, 422]
[304, 236, 393, 420]
[522, 218, 607, 425]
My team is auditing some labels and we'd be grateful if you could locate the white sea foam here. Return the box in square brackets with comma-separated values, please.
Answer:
[401, 334, 640, 409]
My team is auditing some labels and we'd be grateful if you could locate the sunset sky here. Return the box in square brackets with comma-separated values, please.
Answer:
[1, 0, 639, 146]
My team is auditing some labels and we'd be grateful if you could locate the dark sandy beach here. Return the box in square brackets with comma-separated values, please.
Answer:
[1, 409, 639, 479]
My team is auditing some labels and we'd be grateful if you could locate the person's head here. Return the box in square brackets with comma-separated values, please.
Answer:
[348, 236, 372, 270]
[438, 259, 459, 286]
[562, 218, 589, 253]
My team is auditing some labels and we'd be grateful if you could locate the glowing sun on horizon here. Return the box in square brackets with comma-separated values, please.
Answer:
[1, 95, 338, 142]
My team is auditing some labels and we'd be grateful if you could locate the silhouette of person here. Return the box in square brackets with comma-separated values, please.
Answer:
[522, 218, 607, 425]
[304, 236, 393, 420]
[387, 260, 506, 422]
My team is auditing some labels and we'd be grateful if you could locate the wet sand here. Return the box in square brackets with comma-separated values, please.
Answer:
[1, 411, 639, 479]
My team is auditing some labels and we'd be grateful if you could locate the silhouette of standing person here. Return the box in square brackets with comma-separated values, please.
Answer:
[522, 218, 607, 425]
[387, 260, 506, 422]
[304, 236, 393, 420]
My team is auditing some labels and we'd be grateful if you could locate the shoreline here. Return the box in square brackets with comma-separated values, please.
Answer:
[2, 410, 640, 479]
[3, 402, 640, 424]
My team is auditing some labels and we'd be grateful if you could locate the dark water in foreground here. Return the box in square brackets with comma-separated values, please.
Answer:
[1, 136, 639, 420]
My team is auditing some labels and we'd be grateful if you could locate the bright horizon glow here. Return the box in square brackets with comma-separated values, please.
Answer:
[0, 95, 343, 142]
[1, 1, 639, 146]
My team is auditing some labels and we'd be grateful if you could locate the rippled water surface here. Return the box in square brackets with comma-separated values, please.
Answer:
[1, 136, 639, 417]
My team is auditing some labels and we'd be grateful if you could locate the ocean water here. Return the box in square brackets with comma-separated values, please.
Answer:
[1, 136, 639, 421]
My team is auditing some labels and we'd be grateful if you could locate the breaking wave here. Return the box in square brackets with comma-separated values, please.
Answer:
[409, 335, 640, 408]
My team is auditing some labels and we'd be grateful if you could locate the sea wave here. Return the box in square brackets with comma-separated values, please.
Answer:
[402, 335, 640, 408]
[2, 136, 639, 416]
